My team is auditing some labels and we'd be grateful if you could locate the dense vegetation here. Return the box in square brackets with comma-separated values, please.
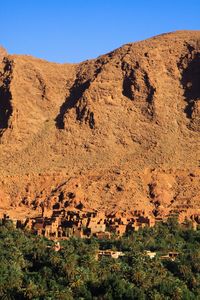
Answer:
[0, 218, 200, 299]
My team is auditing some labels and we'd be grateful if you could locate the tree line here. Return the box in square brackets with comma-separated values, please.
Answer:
[0, 217, 200, 299]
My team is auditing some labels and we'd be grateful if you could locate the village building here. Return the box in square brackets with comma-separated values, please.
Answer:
[33, 222, 44, 236]
[94, 231, 111, 239]
[96, 250, 125, 260]
[6, 202, 199, 240]
[160, 251, 179, 261]
[88, 218, 106, 234]
[53, 241, 61, 251]
[145, 250, 157, 259]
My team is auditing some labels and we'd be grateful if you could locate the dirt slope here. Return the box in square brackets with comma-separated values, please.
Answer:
[0, 31, 199, 218]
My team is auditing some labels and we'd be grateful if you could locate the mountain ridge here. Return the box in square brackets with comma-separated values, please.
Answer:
[0, 30, 199, 220]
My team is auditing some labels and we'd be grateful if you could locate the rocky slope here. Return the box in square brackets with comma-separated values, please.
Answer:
[0, 31, 199, 219]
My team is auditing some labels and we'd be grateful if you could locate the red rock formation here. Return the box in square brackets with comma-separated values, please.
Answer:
[0, 31, 199, 219]
[0, 46, 7, 61]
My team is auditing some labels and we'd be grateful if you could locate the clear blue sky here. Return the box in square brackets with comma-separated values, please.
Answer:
[0, 0, 200, 63]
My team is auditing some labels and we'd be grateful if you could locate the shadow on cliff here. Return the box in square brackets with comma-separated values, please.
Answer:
[0, 59, 13, 131]
[55, 79, 90, 129]
[180, 50, 200, 118]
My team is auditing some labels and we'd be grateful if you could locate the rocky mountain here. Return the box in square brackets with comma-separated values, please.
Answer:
[0, 31, 199, 219]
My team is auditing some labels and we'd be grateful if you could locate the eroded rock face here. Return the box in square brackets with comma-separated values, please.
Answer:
[0, 46, 7, 61]
[0, 31, 200, 218]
